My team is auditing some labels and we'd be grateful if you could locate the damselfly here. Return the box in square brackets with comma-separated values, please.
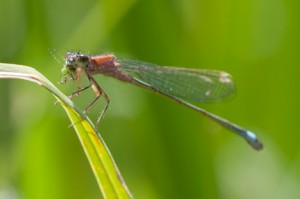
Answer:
[61, 52, 263, 150]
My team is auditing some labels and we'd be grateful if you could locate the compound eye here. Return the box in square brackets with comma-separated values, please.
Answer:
[77, 55, 90, 67]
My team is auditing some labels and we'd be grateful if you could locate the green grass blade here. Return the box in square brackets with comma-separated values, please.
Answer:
[0, 63, 132, 199]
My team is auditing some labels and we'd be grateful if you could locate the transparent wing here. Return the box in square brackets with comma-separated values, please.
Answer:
[119, 59, 235, 103]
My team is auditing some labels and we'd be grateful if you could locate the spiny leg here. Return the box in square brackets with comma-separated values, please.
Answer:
[69, 84, 92, 100]
[55, 88, 90, 105]
[95, 90, 109, 125]
[84, 71, 110, 126]
[69, 67, 84, 99]
[59, 66, 86, 102]
[64, 84, 93, 128]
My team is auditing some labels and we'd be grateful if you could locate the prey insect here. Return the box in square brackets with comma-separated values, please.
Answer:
[61, 52, 263, 150]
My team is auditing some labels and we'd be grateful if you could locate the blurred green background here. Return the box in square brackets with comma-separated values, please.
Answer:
[0, 0, 299, 198]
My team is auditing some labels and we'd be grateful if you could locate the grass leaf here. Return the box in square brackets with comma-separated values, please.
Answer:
[0, 63, 132, 199]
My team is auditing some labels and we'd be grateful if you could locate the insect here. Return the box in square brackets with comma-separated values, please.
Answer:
[61, 52, 263, 150]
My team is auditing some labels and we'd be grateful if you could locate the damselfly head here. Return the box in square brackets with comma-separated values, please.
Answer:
[60, 52, 91, 84]
[65, 52, 90, 68]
